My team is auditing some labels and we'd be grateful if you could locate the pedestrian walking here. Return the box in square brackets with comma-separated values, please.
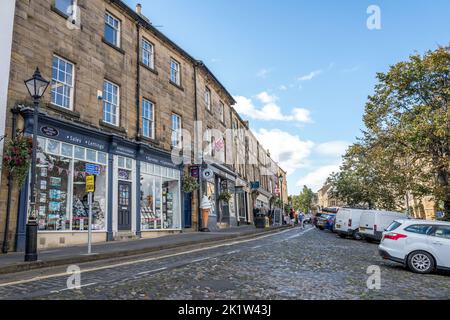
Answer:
[289, 209, 295, 226]
[298, 211, 305, 229]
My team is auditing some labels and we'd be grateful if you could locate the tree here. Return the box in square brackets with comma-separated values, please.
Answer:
[364, 45, 450, 217]
[292, 185, 314, 213]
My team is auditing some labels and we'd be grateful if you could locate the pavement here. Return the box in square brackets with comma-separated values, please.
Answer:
[0, 225, 449, 300]
[0, 224, 288, 275]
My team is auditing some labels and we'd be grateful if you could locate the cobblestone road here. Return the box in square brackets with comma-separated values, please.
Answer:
[0, 226, 449, 300]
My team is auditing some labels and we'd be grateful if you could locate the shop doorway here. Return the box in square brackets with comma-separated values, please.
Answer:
[183, 192, 192, 228]
[118, 181, 132, 231]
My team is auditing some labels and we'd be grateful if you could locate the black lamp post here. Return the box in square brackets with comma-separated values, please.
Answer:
[278, 173, 284, 223]
[24, 67, 50, 262]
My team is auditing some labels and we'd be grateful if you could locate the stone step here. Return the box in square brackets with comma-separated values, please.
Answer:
[114, 233, 139, 242]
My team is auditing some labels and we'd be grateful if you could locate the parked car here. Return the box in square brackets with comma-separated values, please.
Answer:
[359, 210, 408, 242]
[379, 219, 450, 274]
[335, 208, 365, 240]
[317, 214, 336, 231]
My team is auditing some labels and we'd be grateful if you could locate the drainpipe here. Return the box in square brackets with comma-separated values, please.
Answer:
[193, 61, 202, 231]
[2, 107, 19, 254]
[135, 23, 141, 140]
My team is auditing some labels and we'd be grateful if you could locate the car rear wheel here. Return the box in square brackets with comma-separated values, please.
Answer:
[407, 251, 435, 274]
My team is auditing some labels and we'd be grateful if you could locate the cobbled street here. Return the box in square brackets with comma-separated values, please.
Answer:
[0, 226, 449, 300]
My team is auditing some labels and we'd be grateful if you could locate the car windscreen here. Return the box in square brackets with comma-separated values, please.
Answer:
[386, 221, 402, 232]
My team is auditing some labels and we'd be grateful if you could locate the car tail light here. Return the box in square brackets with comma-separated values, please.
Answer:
[384, 233, 407, 240]
[374, 224, 377, 232]
[348, 219, 352, 227]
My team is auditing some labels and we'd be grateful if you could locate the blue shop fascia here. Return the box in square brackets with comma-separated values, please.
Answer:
[16, 108, 184, 250]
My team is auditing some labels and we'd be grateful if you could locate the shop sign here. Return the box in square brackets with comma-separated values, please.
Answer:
[85, 163, 101, 176]
[202, 168, 214, 180]
[86, 175, 95, 193]
[190, 165, 199, 178]
[40, 126, 59, 137]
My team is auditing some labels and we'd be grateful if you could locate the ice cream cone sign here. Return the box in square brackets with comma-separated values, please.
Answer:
[200, 195, 212, 232]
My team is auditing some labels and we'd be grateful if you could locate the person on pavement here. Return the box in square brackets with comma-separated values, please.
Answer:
[298, 211, 305, 229]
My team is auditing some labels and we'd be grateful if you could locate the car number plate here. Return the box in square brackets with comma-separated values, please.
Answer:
[336, 224, 341, 228]
[360, 227, 365, 231]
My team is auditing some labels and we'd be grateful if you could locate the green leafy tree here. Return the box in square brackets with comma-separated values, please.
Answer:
[364, 45, 450, 217]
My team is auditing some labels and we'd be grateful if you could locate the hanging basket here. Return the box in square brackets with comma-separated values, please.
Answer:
[2, 135, 33, 188]
[182, 174, 199, 193]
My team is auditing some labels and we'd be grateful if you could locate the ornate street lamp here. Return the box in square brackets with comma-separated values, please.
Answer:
[278, 173, 284, 224]
[24, 67, 50, 262]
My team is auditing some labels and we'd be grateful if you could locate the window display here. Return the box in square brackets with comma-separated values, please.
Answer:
[34, 137, 108, 232]
[140, 163, 181, 230]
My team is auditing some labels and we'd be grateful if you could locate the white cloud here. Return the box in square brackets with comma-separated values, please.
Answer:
[279, 85, 288, 91]
[296, 164, 341, 192]
[256, 68, 271, 79]
[233, 92, 313, 123]
[316, 141, 350, 157]
[254, 129, 315, 174]
[298, 69, 323, 81]
[256, 91, 277, 104]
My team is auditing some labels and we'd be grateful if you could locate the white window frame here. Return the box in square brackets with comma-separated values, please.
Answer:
[103, 80, 120, 126]
[104, 12, 121, 47]
[219, 101, 225, 123]
[170, 59, 181, 85]
[205, 87, 211, 111]
[142, 99, 155, 139]
[54, 0, 77, 16]
[141, 38, 154, 69]
[51, 55, 75, 110]
[171, 113, 182, 147]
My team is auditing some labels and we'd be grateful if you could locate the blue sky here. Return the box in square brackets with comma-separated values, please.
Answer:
[124, 0, 450, 195]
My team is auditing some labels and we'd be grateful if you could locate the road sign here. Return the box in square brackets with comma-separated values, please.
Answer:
[85, 163, 101, 176]
[86, 175, 95, 193]
[437, 211, 445, 219]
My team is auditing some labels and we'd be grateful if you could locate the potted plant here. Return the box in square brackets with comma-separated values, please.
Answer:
[2, 134, 33, 188]
[182, 174, 199, 193]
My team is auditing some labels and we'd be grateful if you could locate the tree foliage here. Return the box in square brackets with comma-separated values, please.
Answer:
[329, 45, 450, 218]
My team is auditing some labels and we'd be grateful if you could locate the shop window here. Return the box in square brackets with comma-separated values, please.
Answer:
[140, 163, 181, 230]
[35, 137, 107, 232]
[72, 159, 107, 231]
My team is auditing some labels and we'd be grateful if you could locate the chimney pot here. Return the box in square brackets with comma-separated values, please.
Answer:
[136, 3, 142, 15]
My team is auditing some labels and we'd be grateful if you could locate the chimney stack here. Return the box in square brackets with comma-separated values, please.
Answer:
[136, 3, 142, 15]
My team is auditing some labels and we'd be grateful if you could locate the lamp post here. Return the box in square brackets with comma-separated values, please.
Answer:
[24, 67, 50, 262]
[278, 173, 284, 225]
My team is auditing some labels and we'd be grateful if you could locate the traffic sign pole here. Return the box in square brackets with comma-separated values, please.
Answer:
[88, 192, 93, 255]
[85, 175, 95, 255]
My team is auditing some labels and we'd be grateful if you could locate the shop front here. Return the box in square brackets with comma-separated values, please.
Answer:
[138, 144, 182, 239]
[16, 109, 183, 250]
[235, 177, 249, 225]
[17, 110, 111, 250]
[203, 163, 237, 230]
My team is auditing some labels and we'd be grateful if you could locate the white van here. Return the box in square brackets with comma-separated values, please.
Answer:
[335, 208, 366, 240]
[359, 210, 408, 242]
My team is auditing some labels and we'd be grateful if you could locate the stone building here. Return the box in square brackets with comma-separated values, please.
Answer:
[0, 0, 287, 251]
